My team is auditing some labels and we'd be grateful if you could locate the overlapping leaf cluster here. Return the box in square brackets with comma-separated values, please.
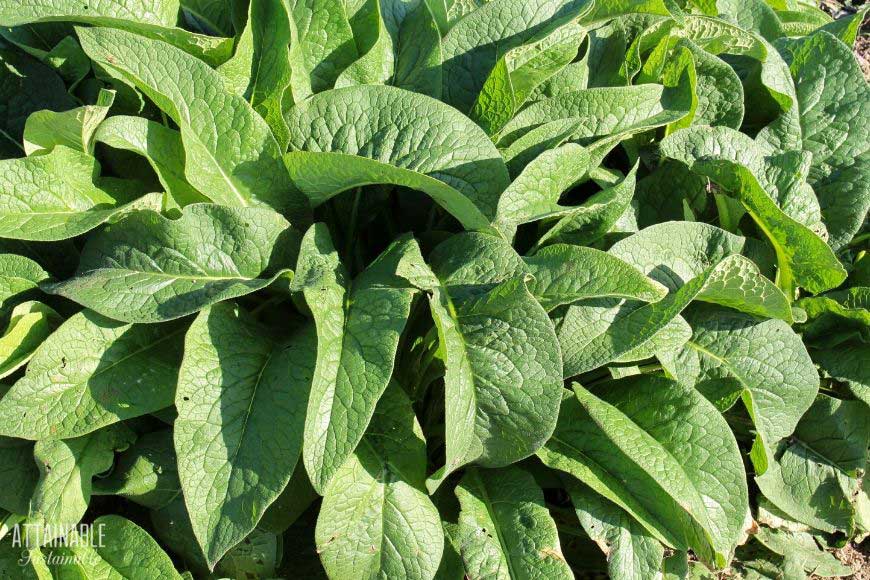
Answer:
[0, 0, 866, 578]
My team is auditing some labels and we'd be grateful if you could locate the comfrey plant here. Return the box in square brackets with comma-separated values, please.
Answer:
[0, 0, 867, 577]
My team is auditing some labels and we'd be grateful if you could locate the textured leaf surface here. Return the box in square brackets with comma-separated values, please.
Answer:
[455, 466, 572, 580]
[665, 304, 819, 473]
[539, 377, 748, 567]
[175, 302, 313, 567]
[285, 85, 509, 223]
[0, 0, 233, 65]
[0, 310, 183, 439]
[294, 225, 422, 493]
[78, 27, 309, 221]
[48, 205, 300, 323]
[316, 385, 443, 580]
[0, 146, 150, 241]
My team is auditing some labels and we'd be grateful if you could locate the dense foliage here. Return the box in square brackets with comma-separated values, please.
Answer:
[0, 0, 867, 577]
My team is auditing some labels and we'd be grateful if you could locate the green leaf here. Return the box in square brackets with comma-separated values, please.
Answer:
[284, 85, 509, 225]
[175, 302, 313, 567]
[607, 221, 776, 290]
[77, 26, 309, 221]
[94, 115, 208, 207]
[294, 225, 423, 493]
[754, 527, 853, 578]
[538, 377, 749, 568]
[22, 88, 114, 155]
[0, 301, 60, 380]
[47, 204, 300, 323]
[454, 466, 572, 579]
[0, 0, 233, 66]
[424, 276, 563, 490]
[45, 515, 182, 578]
[663, 304, 819, 473]
[429, 231, 667, 308]
[660, 127, 847, 295]
[558, 253, 794, 377]
[218, 0, 293, 148]
[0, 145, 155, 241]
[180, 0, 235, 36]
[774, 31, 870, 251]
[335, 0, 394, 88]
[639, 37, 744, 130]
[0, 254, 50, 313]
[494, 143, 593, 237]
[797, 287, 870, 346]
[93, 429, 180, 509]
[441, 0, 591, 113]
[469, 22, 585, 135]
[498, 75, 693, 146]
[756, 394, 869, 533]
[565, 478, 665, 580]
[26, 424, 134, 546]
[286, 0, 358, 100]
[393, 0, 442, 98]
[316, 384, 443, 580]
[812, 342, 870, 407]
[534, 163, 639, 248]
[0, 310, 184, 440]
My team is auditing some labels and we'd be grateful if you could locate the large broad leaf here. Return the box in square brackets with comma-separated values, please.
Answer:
[293, 225, 424, 493]
[26, 424, 135, 546]
[607, 221, 777, 291]
[286, 0, 358, 100]
[660, 127, 847, 295]
[424, 276, 563, 490]
[663, 304, 819, 474]
[469, 23, 585, 135]
[175, 302, 313, 567]
[316, 385, 443, 580]
[0, 49, 76, 158]
[565, 478, 665, 580]
[454, 466, 572, 579]
[0, 146, 155, 241]
[0, 310, 184, 440]
[441, 0, 591, 113]
[392, 0, 442, 98]
[78, 27, 309, 222]
[48, 204, 300, 323]
[430, 231, 667, 309]
[284, 85, 509, 228]
[538, 378, 749, 568]
[42, 515, 182, 578]
[558, 253, 794, 377]
[774, 31, 870, 250]
[94, 115, 207, 207]
[498, 77, 693, 147]
[218, 0, 293, 148]
[756, 394, 869, 533]
[0, 0, 233, 66]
